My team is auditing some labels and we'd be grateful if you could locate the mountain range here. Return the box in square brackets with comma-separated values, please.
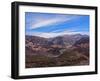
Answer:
[25, 34, 89, 68]
[26, 34, 88, 45]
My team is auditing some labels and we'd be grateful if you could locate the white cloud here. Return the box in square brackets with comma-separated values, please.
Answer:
[26, 30, 89, 38]
[30, 16, 74, 29]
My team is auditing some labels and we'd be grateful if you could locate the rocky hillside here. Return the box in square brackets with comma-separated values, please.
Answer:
[25, 34, 89, 68]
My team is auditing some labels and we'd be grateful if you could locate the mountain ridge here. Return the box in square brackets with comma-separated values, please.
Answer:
[26, 34, 89, 46]
[25, 34, 89, 68]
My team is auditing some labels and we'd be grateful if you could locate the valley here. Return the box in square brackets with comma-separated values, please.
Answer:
[25, 34, 89, 68]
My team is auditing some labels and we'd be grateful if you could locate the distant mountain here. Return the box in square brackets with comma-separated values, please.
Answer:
[74, 36, 89, 46]
[26, 35, 49, 46]
[25, 34, 89, 56]
[49, 34, 85, 46]
[73, 36, 89, 57]
[26, 34, 89, 46]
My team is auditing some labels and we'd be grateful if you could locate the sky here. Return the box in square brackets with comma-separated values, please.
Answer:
[25, 12, 89, 38]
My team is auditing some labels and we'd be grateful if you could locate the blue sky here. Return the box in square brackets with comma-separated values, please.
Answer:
[25, 12, 89, 38]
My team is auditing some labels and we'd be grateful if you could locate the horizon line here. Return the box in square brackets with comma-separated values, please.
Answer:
[25, 33, 89, 38]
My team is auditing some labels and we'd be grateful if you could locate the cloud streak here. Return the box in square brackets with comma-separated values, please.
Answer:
[30, 16, 74, 29]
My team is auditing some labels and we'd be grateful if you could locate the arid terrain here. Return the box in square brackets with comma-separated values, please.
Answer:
[25, 34, 89, 68]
